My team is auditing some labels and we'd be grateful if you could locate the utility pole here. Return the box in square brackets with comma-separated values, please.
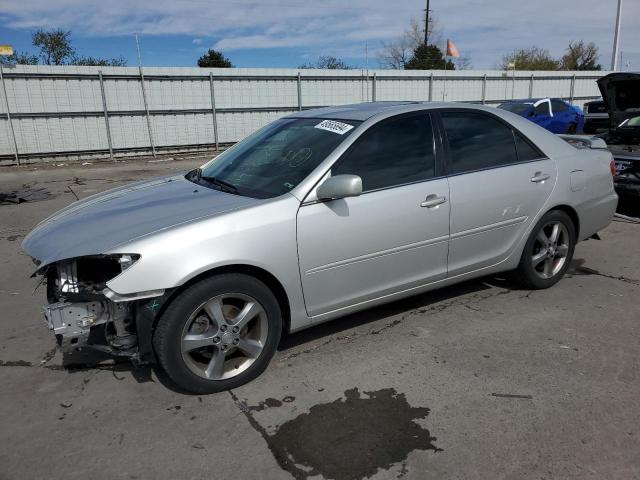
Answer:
[424, 0, 430, 45]
[610, 0, 622, 71]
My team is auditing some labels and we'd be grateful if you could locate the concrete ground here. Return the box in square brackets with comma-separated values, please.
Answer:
[1, 158, 639, 480]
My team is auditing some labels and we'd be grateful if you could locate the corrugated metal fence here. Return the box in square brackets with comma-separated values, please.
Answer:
[0, 65, 607, 165]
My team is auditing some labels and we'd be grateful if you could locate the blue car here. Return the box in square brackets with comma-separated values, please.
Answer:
[498, 98, 584, 134]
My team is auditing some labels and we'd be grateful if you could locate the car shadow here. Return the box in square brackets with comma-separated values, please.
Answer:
[56, 274, 525, 395]
[278, 275, 515, 351]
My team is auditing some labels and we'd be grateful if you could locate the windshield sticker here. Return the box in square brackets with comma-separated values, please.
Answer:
[314, 120, 355, 135]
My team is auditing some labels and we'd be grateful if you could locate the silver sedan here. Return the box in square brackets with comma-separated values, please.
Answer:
[23, 102, 618, 393]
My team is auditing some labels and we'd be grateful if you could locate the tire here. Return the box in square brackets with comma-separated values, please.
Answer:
[566, 123, 577, 134]
[513, 210, 576, 290]
[153, 274, 282, 394]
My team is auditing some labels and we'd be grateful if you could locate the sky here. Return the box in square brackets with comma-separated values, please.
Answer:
[0, 0, 638, 70]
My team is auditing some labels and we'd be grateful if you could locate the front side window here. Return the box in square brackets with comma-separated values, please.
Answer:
[197, 118, 360, 198]
[441, 112, 518, 174]
[333, 114, 435, 192]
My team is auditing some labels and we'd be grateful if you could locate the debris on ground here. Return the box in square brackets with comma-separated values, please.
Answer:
[491, 393, 533, 399]
[0, 186, 54, 205]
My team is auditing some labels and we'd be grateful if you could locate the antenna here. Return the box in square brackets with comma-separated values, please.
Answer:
[135, 33, 143, 67]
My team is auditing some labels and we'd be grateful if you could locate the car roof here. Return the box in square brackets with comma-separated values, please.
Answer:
[284, 101, 421, 121]
[285, 101, 505, 122]
[502, 98, 570, 104]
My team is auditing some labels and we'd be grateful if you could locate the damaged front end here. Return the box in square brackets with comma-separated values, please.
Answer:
[39, 255, 167, 362]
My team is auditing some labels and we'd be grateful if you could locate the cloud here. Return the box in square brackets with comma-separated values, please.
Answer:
[0, 0, 638, 68]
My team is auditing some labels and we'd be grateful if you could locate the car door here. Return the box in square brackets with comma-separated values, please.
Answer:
[296, 112, 450, 317]
[438, 109, 556, 276]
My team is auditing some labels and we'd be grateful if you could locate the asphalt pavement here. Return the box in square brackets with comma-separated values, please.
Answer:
[1, 157, 639, 480]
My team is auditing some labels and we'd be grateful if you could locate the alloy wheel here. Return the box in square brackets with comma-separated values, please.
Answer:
[531, 221, 570, 279]
[180, 293, 268, 380]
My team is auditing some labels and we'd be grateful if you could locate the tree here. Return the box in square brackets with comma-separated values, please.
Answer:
[0, 51, 39, 66]
[299, 55, 349, 69]
[71, 55, 127, 66]
[500, 47, 559, 70]
[560, 41, 601, 71]
[378, 16, 445, 69]
[197, 49, 233, 68]
[453, 55, 473, 70]
[33, 29, 75, 65]
[405, 44, 454, 70]
[2, 30, 127, 67]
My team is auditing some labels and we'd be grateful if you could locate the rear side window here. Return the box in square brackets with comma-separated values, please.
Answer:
[514, 133, 544, 161]
[333, 114, 435, 192]
[535, 102, 551, 116]
[441, 112, 518, 174]
[551, 100, 568, 112]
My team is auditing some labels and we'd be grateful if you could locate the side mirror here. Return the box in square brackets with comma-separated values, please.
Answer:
[316, 174, 362, 201]
[528, 111, 535, 117]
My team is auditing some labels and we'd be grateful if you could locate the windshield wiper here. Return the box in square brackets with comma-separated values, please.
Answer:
[200, 174, 239, 194]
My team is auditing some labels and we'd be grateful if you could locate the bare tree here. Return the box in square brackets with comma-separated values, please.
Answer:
[299, 55, 349, 69]
[378, 16, 443, 69]
[499, 47, 560, 71]
[71, 55, 128, 67]
[453, 55, 473, 70]
[560, 41, 601, 70]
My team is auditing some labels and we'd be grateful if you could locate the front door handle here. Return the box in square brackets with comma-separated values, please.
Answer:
[531, 172, 551, 183]
[420, 194, 447, 208]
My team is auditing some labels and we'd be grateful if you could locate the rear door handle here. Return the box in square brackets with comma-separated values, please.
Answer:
[531, 172, 551, 183]
[420, 194, 447, 208]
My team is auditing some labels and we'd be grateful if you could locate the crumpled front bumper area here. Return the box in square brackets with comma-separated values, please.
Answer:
[44, 300, 130, 352]
[40, 257, 139, 355]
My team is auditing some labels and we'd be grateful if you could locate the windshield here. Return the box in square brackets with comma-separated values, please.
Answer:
[194, 118, 360, 198]
[620, 116, 640, 128]
[498, 103, 532, 115]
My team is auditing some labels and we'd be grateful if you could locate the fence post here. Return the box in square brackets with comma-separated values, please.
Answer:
[529, 74, 534, 98]
[481, 74, 487, 105]
[138, 66, 156, 157]
[428, 73, 434, 101]
[0, 65, 19, 165]
[297, 72, 302, 111]
[209, 72, 219, 152]
[98, 71, 114, 161]
[372, 73, 376, 102]
[569, 74, 576, 103]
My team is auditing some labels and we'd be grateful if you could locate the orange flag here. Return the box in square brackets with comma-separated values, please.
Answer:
[446, 39, 460, 58]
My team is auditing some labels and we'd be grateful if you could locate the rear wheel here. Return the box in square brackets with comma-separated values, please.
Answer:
[154, 274, 282, 394]
[513, 210, 576, 289]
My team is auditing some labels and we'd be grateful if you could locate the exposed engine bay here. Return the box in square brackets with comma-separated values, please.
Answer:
[39, 254, 165, 361]
[596, 72, 640, 198]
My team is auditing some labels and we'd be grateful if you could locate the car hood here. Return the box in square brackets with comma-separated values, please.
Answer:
[597, 72, 640, 131]
[22, 173, 261, 268]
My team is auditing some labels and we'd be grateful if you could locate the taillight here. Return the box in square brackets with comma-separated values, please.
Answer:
[610, 160, 617, 176]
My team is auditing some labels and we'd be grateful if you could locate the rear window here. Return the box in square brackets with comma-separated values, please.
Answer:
[441, 111, 518, 174]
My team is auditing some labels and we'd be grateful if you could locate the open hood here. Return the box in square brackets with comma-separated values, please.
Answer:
[597, 72, 640, 131]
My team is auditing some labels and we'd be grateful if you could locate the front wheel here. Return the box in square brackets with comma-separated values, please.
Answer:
[566, 122, 577, 134]
[153, 274, 282, 394]
[513, 210, 576, 289]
